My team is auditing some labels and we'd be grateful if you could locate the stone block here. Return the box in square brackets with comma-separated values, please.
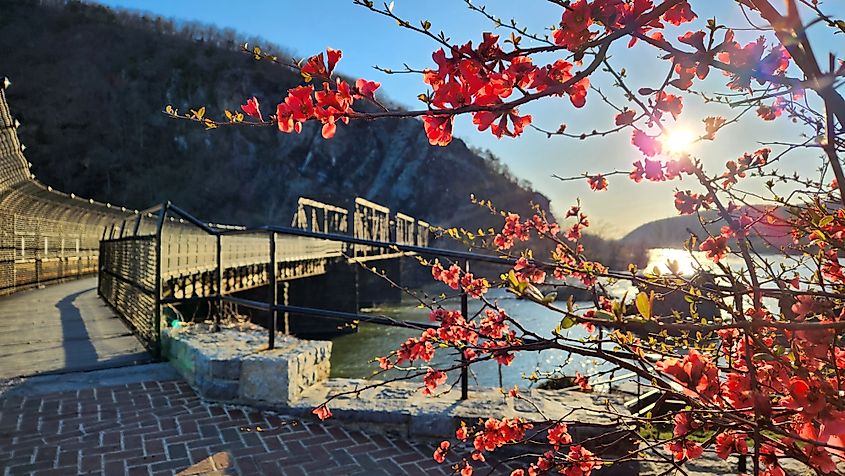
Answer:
[240, 354, 291, 405]
[162, 323, 331, 407]
[198, 377, 239, 401]
[210, 359, 241, 380]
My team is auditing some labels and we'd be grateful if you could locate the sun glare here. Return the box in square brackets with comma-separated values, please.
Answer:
[662, 128, 696, 154]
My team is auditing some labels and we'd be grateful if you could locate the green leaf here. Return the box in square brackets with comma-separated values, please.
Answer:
[559, 316, 576, 330]
[635, 292, 652, 319]
[819, 215, 834, 227]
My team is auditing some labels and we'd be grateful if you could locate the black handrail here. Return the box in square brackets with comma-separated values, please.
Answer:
[101, 200, 525, 401]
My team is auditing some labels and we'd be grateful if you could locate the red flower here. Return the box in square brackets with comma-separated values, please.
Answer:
[672, 411, 700, 437]
[630, 161, 646, 183]
[715, 432, 748, 460]
[757, 101, 783, 121]
[354, 78, 381, 100]
[423, 369, 446, 395]
[662, 1, 697, 26]
[655, 349, 720, 401]
[804, 445, 837, 474]
[783, 377, 827, 416]
[632, 130, 663, 157]
[666, 439, 703, 461]
[312, 404, 332, 421]
[553, 0, 593, 51]
[699, 234, 730, 263]
[615, 109, 636, 126]
[433, 440, 449, 463]
[376, 356, 393, 370]
[674, 190, 709, 215]
[473, 109, 532, 139]
[286, 85, 315, 122]
[564, 444, 602, 476]
[574, 372, 592, 391]
[472, 418, 533, 453]
[240, 96, 262, 121]
[514, 257, 546, 284]
[643, 158, 665, 181]
[587, 175, 608, 191]
[301, 48, 342, 80]
[396, 336, 435, 364]
[422, 114, 454, 146]
[654, 92, 683, 119]
[326, 48, 342, 75]
[276, 103, 299, 133]
[547, 423, 572, 448]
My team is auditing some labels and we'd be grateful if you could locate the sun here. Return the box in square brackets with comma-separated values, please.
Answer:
[662, 128, 696, 154]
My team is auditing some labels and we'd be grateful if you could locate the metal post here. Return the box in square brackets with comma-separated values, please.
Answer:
[132, 214, 142, 236]
[153, 204, 168, 359]
[268, 231, 277, 349]
[215, 233, 222, 332]
[282, 282, 290, 335]
[460, 259, 469, 400]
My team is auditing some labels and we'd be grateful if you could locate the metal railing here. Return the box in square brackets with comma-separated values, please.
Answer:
[98, 198, 436, 343]
[0, 83, 132, 294]
[98, 198, 539, 400]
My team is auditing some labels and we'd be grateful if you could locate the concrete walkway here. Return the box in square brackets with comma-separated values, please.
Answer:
[0, 278, 150, 379]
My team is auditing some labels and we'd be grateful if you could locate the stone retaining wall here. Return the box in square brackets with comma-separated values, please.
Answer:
[162, 323, 330, 406]
[162, 323, 637, 474]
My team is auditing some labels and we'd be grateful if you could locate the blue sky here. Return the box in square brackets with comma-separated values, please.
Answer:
[95, 0, 845, 237]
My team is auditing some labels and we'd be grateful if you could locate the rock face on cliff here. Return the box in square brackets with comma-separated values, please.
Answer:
[1, 0, 550, 229]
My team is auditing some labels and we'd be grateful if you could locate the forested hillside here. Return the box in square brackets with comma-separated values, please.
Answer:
[0, 0, 550, 230]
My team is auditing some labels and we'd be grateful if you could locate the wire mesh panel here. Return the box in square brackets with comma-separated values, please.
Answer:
[0, 87, 132, 293]
[99, 236, 157, 347]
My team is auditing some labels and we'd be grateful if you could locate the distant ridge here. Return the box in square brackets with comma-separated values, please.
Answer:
[623, 205, 793, 250]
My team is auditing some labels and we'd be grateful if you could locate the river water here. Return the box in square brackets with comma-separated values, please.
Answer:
[329, 248, 797, 388]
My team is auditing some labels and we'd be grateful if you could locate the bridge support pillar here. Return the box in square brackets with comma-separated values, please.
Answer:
[356, 257, 403, 309]
[285, 260, 359, 338]
[233, 260, 359, 339]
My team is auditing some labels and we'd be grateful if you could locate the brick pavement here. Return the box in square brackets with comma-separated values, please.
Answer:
[0, 379, 520, 475]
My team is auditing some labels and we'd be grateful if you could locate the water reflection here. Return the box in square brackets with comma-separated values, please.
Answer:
[330, 288, 605, 389]
[329, 248, 798, 388]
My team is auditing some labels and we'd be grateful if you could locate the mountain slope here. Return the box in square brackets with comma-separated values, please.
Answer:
[623, 206, 793, 250]
[0, 0, 550, 230]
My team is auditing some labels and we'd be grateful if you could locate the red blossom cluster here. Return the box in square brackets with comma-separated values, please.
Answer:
[493, 213, 560, 250]
[673, 190, 712, 215]
[241, 49, 381, 139]
[659, 299, 845, 472]
[419, 26, 607, 146]
[630, 155, 696, 183]
[655, 349, 720, 402]
[431, 260, 489, 298]
[552, 0, 696, 52]
[438, 417, 536, 475]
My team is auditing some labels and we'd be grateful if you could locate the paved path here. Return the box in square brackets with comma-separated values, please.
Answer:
[0, 278, 150, 378]
[0, 370, 513, 476]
